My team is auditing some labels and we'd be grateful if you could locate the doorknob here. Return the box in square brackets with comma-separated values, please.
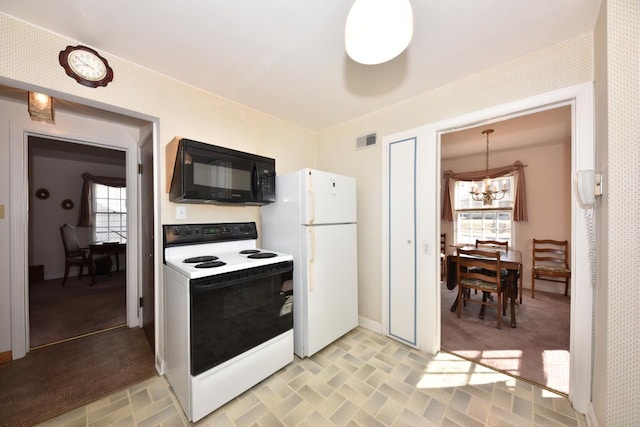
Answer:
[145, 253, 153, 260]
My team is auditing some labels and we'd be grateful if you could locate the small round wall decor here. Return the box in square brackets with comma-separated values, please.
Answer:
[61, 199, 74, 210]
[35, 188, 50, 199]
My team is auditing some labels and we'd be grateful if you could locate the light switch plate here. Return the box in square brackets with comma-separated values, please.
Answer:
[176, 205, 186, 219]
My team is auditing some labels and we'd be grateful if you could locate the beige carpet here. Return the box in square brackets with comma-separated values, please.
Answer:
[29, 270, 126, 348]
[440, 282, 571, 395]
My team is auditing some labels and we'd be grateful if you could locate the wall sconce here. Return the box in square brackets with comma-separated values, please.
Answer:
[28, 91, 55, 123]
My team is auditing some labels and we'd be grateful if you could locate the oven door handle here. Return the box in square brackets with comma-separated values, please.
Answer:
[191, 262, 293, 293]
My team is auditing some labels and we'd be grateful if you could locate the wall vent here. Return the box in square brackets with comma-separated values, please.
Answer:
[356, 132, 377, 149]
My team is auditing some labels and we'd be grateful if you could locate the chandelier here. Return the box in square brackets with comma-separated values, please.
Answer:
[470, 129, 507, 206]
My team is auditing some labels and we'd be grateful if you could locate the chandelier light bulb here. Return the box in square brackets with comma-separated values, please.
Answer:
[469, 129, 507, 206]
[345, 0, 414, 65]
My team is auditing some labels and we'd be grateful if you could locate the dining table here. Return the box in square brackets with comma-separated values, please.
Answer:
[88, 242, 126, 284]
[446, 245, 522, 328]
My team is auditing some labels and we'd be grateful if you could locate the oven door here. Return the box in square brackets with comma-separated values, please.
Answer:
[189, 261, 293, 376]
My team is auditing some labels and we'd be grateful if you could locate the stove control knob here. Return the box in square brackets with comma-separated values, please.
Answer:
[172, 227, 181, 236]
[184, 228, 192, 235]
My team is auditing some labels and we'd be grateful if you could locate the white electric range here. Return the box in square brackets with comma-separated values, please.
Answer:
[163, 222, 294, 422]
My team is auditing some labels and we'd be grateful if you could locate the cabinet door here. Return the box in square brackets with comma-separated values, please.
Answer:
[388, 137, 416, 345]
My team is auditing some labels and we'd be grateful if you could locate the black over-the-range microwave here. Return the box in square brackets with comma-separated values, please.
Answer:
[167, 138, 276, 205]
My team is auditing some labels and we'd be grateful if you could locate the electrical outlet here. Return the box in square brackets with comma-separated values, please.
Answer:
[176, 205, 186, 219]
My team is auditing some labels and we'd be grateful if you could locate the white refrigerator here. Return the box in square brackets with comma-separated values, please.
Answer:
[261, 168, 358, 357]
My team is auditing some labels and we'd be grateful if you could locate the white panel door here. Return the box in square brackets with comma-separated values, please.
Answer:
[388, 137, 416, 345]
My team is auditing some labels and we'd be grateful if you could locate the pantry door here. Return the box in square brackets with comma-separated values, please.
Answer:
[383, 126, 439, 353]
[387, 136, 417, 345]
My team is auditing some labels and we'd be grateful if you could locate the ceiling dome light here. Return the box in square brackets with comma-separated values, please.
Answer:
[345, 0, 414, 65]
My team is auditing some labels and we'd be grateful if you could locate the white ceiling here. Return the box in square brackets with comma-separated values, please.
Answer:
[441, 104, 572, 159]
[0, 0, 600, 132]
[29, 135, 126, 166]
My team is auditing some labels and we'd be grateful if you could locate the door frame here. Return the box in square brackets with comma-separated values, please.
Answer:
[382, 82, 594, 414]
[9, 119, 141, 359]
[138, 123, 159, 352]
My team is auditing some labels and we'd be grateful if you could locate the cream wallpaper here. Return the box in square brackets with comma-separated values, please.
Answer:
[2, 4, 639, 423]
[593, 1, 640, 425]
[592, 2, 609, 424]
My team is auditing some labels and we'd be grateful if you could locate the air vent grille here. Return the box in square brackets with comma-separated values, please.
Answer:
[356, 132, 377, 149]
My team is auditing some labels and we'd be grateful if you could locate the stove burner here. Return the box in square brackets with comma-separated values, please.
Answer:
[195, 261, 226, 269]
[239, 249, 260, 254]
[248, 252, 277, 259]
[184, 256, 219, 263]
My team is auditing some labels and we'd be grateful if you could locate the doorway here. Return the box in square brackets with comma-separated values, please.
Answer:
[439, 106, 572, 394]
[28, 136, 128, 348]
[382, 83, 595, 414]
[6, 85, 158, 361]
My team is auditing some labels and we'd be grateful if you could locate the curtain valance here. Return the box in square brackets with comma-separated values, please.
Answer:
[442, 161, 527, 222]
[77, 173, 126, 227]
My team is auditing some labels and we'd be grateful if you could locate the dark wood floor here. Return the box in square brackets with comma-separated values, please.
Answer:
[0, 270, 155, 425]
[0, 326, 156, 426]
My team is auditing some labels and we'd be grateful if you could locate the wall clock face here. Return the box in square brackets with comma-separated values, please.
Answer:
[59, 45, 114, 88]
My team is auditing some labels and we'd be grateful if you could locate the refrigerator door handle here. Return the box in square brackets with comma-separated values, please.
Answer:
[306, 170, 315, 224]
[308, 191, 315, 225]
[308, 228, 315, 291]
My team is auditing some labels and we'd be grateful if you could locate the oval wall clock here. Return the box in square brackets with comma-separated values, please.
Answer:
[59, 45, 114, 88]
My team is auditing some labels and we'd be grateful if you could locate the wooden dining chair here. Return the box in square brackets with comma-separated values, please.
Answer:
[60, 224, 90, 286]
[475, 239, 508, 251]
[475, 239, 523, 303]
[531, 239, 571, 298]
[60, 224, 112, 286]
[456, 248, 507, 329]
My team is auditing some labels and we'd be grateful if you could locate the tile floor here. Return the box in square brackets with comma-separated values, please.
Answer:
[40, 327, 586, 426]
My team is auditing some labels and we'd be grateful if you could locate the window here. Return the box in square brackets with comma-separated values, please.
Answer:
[94, 183, 127, 243]
[453, 177, 514, 246]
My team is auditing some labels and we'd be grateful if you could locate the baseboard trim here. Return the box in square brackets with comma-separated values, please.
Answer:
[358, 316, 383, 334]
[156, 353, 165, 375]
[586, 402, 599, 427]
[0, 349, 12, 363]
[522, 282, 571, 297]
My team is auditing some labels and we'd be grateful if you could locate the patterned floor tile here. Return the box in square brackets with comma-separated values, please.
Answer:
[41, 327, 587, 426]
